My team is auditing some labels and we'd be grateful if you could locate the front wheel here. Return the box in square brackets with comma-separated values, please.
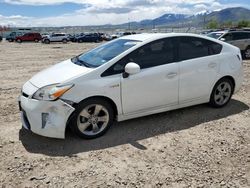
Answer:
[209, 78, 234, 108]
[71, 99, 114, 139]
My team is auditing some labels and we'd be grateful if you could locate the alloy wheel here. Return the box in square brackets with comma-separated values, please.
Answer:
[214, 82, 232, 106]
[77, 104, 109, 136]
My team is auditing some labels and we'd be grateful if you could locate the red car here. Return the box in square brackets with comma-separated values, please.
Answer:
[15, 32, 42, 43]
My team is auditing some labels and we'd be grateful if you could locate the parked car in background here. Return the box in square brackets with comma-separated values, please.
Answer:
[0, 36, 2, 42]
[6, 32, 24, 42]
[19, 33, 243, 139]
[41, 33, 50, 39]
[42, 33, 69, 44]
[77, 33, 102, 43]
[67, 34, 76, 42]
[15, 32, 42, 43]
[102, 33, 112, 41]
[207, 30, 250, 59]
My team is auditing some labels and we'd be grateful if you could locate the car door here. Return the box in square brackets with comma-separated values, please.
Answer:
[178, 36, 222, 103]
[120, 38, 179, 114]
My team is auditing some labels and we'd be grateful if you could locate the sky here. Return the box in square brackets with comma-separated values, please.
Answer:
[0, 0, 249, 27]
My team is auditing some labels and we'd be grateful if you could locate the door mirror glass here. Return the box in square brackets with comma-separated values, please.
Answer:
[125, 62, 140, 75]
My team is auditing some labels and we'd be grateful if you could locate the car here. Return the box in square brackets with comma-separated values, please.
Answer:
[6, 32, 24, 42]
[77, 33, 102, 43]
[0, 36, 2, 42]
[207, 30, 250, 59]
[42, 33, 69, 44]
[16, 32, 42, 43]
[19, 33, 243, 139]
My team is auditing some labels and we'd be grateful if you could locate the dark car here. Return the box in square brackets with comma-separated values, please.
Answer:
[77, 33, 102, 43]
[6, 32, 24, 42]
[0, 36, 2, 42]
[15, 32, 42, 43]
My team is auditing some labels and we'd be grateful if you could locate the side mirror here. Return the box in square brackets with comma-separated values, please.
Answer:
[123, 62, 140, 78]
[220, 38, 225, 41]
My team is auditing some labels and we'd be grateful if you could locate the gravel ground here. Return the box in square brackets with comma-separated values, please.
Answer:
[0, 40, 249, 188]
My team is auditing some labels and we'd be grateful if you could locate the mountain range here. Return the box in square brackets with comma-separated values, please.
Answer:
[116, 7, 250, 28]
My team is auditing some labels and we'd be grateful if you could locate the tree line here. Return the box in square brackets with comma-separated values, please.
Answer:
[207, 20, 250, 29]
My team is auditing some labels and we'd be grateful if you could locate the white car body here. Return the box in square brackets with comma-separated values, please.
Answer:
[43, 33, 69, 43]
[19, 33, 243, 139]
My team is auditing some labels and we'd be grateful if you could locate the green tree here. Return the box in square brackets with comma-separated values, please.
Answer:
[207, 20, 218, 29]
[237, 20, 250, 28]
[223, 21, 233, 28]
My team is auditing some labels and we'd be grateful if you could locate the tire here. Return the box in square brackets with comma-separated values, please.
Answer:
[209, 78, 234, 108]
[70, 98, 114, 139]
[34, 39, 39, 43]
[243, 46, 250, 60]
[78, 39, 83, 43]
[44, 39, 50, 44]
[16, 39, 22, 43]
[62, 39, 67, 43]
[8, 39, 13, 42]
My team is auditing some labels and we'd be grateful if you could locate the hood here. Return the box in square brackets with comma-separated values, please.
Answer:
[29, 59, 92, 88]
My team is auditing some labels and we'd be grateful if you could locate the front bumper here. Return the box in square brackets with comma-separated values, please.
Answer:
[19, 95, 75, 139]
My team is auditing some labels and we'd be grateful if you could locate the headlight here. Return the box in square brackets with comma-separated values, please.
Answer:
[32, 84, 74, 101]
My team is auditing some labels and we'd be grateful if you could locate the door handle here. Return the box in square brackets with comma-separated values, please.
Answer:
[208, 62, 217, 68]
[167, 72, 177, 78]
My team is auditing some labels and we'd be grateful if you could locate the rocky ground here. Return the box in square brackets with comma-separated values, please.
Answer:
[0, 40, 249, 188]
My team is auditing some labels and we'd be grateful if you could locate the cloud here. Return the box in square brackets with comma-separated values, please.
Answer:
[0, 0, 249, 26]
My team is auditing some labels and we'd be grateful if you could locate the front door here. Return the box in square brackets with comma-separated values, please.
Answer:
[120, 38, 179, 114]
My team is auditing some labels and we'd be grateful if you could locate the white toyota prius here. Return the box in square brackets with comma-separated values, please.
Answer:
[19, 33, 243, 139]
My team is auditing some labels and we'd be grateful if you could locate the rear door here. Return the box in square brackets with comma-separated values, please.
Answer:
[178, 36, 222, 103]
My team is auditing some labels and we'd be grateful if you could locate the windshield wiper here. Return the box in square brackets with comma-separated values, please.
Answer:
[71, 56, 93, 68]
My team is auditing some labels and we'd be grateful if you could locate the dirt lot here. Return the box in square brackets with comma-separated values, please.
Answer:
[0, 40, 249, 188]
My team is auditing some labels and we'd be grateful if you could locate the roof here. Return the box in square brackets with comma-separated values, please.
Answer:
[120, 33, 215, 42]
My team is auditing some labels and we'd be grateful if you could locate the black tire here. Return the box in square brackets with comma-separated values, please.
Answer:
[62, 39, 67, 43]
[78, 39, 83, 43]
[209, 78, 234, 108]
[16, 39, 22, 43]
[44, 39, 50, 44]
[70, 98, 114, 139]
[34, 39, 39, 43]
[243, 46, 250, 60]
[8, 39, 13, 42]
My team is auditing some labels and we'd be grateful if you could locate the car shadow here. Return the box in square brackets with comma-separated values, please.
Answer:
[19, 99, 249, 156]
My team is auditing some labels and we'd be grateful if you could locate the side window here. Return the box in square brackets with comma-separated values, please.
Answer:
[232, 32, 245, 40]
[208, 41, 223, 55]
[223, 33, 233, 41]
[101, 38, 176, 77]
[178, 37, 210, 61]
[127, 39, 175, 69]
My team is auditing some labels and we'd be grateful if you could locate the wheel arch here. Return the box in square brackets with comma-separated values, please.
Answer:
[211, 75, 236, 96]
[65, 95, 118, 134]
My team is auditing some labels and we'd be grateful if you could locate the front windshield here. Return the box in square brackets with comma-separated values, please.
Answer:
[72, 39, 141, 68]
[207, 32, 224, 39]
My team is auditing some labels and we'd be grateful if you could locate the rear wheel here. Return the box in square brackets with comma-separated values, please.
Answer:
[8, 39, 13, 42]
[34, 39, 39, 42]
[243, 46, 250, 59]
[209, 78, 234, 108]
[16, 39, 22, 43]
[71, 98, 114, 139]
[78, 39, 83, 43]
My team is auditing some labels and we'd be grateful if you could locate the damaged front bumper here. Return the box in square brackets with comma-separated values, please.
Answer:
[19, 95, 75, 139]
